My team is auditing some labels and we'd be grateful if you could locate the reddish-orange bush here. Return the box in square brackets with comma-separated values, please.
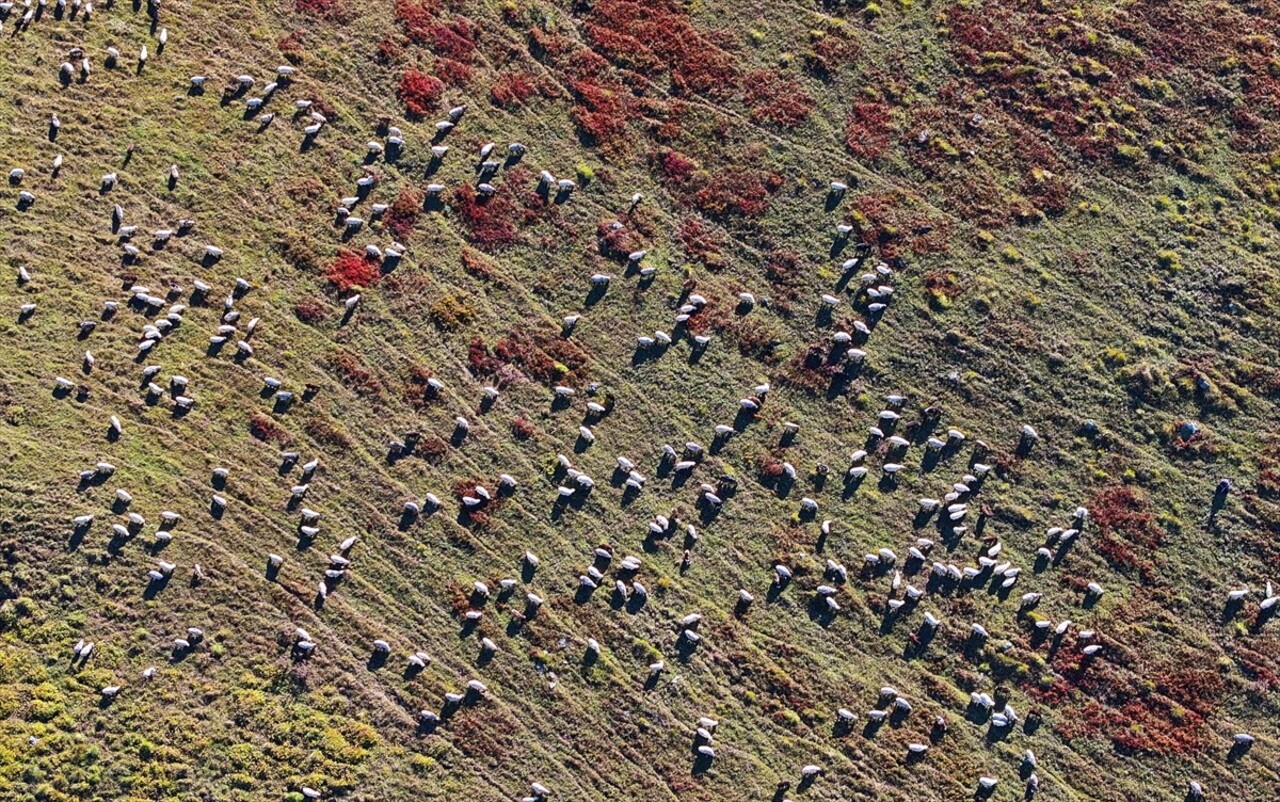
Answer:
[460, 247, 495, 281]
[596, 219, 635, 260]
[744, 71, 814, 129]
[493, 329, 590, 385]
[451, 186, 519, 251]
[451, 170, 554, 252]
[376, 35, 406, 65]
[425, 16, 478, 62]
[805, 28, 861, 80]
[571, 80, 632, 146]
[327, 350, 382, 397]
[1091, 485, 1165, 582]
[510, 417, 537, 440]
[384, 189, 422, 242]
[435, 58, 474, 87]
[844, 101, 894, 161]
[660, 150, 698, 183]
[690, 168, 782, 219]
[277, 30, 308, 63]
[326, 250, 381, 292]
[583, 0, 740, 100]
[467, 338, 502, 377]
[763, 249, 803, 301]
[394, 0, 441, 41]
[469, 330, 589, 386]
[675, 216, 727, 266]
[850, 192, 951, 258]
[490, 72, 540, 108]
[397, 68, 444, 118]
[249, 413, 291, 445]
[294, 297, 328, 325]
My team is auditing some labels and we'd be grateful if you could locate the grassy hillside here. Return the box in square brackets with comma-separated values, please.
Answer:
[1, 0, 1280, 799]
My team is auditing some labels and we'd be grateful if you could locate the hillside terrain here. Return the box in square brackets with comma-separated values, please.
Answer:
[1, 0, 1280, 800]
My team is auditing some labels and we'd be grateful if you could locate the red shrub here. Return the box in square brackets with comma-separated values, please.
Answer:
[850, 191, 950, 258]
[758, 454, 785, 479]
[294, 297, 329, 325]
[673, 43, 739, 100]
[775, 343, 843, 396]
[327, 350, 382, 397]
[325, 250, 381, 292]
[584, 0, 740, 100]
[403, 365, 437, 409]
[303, 417, 352, 449]
[1109, 698, 1210, 757]
[493, 329, 590, 385]
[1157, 668, 1226, 717]
[435, 58, 474, 87]
[844, 101, 894, 161]
[490, 71, 540, 108]
[376, 35, 406, 65]
[584, 25, 666, 75]
[660, 150, 698, 183]
[744, 71, 814, 129]
[510, 417, 537, 440]
[806, 29, 861, 80]
[277, 30, 308, 64]
[451, 186, 519, 251]
[384, 189, 422, 242]
[460, 247, 495, 281]
[1090, 485, 1165, 582]
[450, 168, 555, 252]
[763, 249, 803, 301]
[308, 97, 341, 124]
[675, 216, 727, 266]
[596, 219, 635, 260]
[690, 168, 781, 219]
[249, 412, 291, 445]
[528, 27, 578, 67]
[467, 338, 503, 376]
[398, 68, 444, 118]
[923, 270, 962, 304]
[416, 434, 449, 464]
[682, 301, 730, 335]
[394, 0, 442, 41]
[425, 16, 478, 62]
[571, 80, 632, 147]
[1019, 167, 1072, 217]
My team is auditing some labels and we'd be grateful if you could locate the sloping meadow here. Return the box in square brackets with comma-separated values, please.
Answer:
[0, 0, 1278, 799]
